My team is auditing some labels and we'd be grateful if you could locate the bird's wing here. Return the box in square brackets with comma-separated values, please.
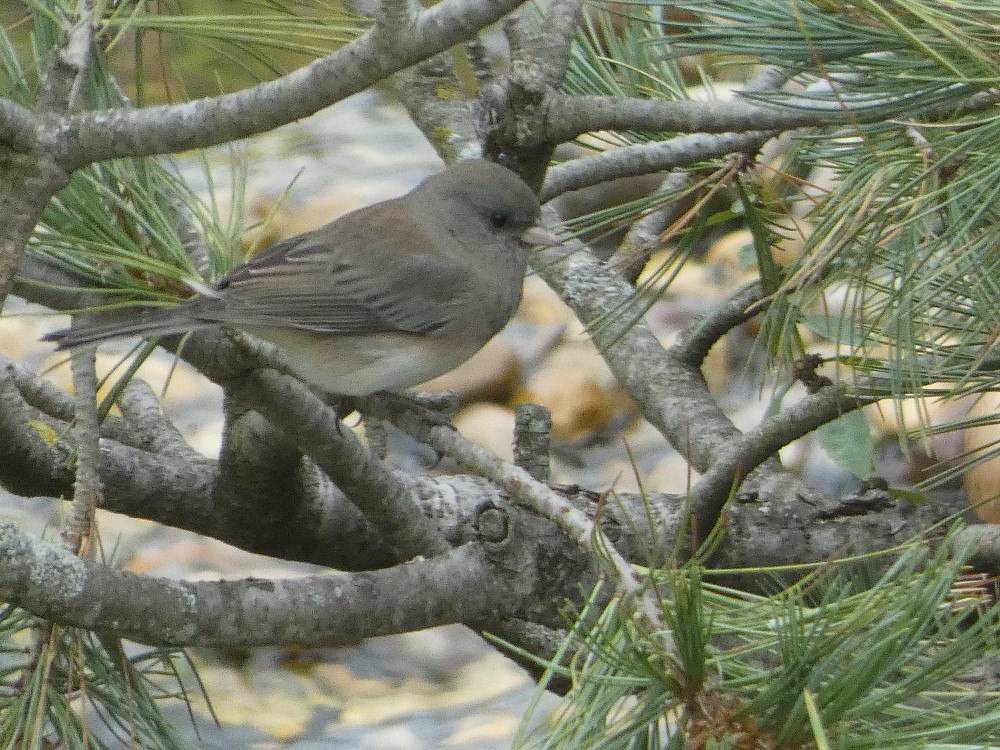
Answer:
[204, 205, 473, 335]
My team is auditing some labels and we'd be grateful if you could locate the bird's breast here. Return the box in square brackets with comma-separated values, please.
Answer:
[243, 325, 492, 395]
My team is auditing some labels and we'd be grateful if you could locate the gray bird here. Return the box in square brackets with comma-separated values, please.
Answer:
[45, 159, 558, 395]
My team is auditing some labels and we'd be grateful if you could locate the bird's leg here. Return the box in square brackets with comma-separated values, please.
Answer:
[378, 390, 459, 429]
[328, 396, 364, 435]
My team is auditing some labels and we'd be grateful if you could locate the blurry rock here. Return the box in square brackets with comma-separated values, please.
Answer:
[866, 391, 967, 488]
[524, 371, 615, 442]
[646, 452, 700, 495]
[963, 391, 1000, 523]
[243, 190, 363, 255]
[635, 251, 726, 296]
[186, 649, 333, 739]
[419, 338, 522, 404]
[703, 229, 754, 270]
[453, 403, 516, 463]
[704, 336, 731, 396]
[0, 304, 68, 365]
[516, 275, 577, 326]
[867, 390, 961, 440]
[514, 342, 634, 443]
[772, 221, 812, 267]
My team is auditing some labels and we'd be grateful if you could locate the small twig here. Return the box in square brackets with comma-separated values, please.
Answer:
[609, 171, 695, 283]
[0, 352, 179, 454]
[165, 196, 212, 278]
[37, 4, 94, 113]
[64, 344, 103, 555]
[365, 418, 390, 461]
[514, 403, 552, 481]
[669, 282, 764, 368]
[1, 352, 76, 423]
[540, 130, 776, 201]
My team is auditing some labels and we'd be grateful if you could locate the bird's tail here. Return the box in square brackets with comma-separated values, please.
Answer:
[43, 307, 205, 350]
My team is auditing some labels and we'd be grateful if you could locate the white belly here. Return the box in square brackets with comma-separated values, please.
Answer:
[245, 326, 486, 396]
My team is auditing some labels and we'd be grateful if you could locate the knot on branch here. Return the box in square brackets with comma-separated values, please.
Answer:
[477, 61, 555, 179]
[474, 502, 510, 545]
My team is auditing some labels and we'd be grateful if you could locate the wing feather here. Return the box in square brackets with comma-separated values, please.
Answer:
[200, 201, 472, 335]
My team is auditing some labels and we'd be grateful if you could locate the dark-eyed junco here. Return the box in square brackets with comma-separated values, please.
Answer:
[45, 159, 559, 395]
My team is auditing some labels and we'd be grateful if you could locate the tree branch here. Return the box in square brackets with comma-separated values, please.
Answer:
[228, 368, 451, 560]
[0, 523, 509, 647]
[212, 394, 317, 553]
[114, 379, 204, 461]
[37, 4, 94, 113]
[540, 130, 775, 201]
[669, 283, 764, 368]
[0, 154, 70, 307]
[609, 170, 695, 283]
[0, 99, 39, 152]
[539, 87, 1000, 146]
[530, 212, 742, 473]
[55, 0, 534, 169]
[689, 384, 880, 531]
[64, 344, 102, 554]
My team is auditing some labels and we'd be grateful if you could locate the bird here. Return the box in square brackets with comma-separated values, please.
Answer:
[44, 159, 559, 396]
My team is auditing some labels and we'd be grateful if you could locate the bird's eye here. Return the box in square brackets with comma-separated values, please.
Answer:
[489, 212, 511, 229]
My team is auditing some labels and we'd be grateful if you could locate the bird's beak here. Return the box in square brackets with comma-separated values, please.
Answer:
[520, 225, 562, 248]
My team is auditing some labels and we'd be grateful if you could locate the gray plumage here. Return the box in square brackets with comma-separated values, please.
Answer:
[45, 159, 556, 395]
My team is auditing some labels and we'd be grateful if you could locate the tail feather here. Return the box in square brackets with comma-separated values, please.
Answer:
[43, 307, 205, 350]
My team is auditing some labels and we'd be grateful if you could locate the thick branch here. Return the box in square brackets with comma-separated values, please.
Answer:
[0, 523, 506, 647]
[55, 0, 533, 168]
[228, 368, 451, 560]
[540, 89, 1000, 146]
[530, 212, 741, 473]
[0, 361, 69, 498]
[506, 0, 581, 87]
[0, 154, 70, 307]
[115, 379, 204, 461]
[212, 394, 310, 551]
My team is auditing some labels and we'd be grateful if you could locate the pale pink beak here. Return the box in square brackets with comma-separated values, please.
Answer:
[520, 225, 562, 247]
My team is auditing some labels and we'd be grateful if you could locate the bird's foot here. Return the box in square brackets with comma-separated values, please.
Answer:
[377, 390, 458, 429]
